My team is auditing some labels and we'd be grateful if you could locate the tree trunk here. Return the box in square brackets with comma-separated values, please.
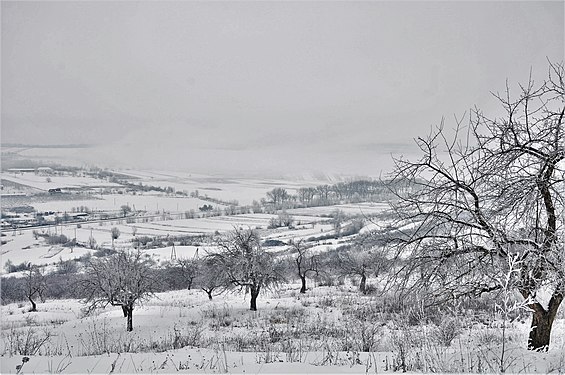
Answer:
[122, 305, 128, 317]
[359, 274, 367, 294]
[528, 309, 554, 351]
[300, 275, 307, 294]
[250, 286, 260, 311]
[28, 296, 37, 312]
[527, 292, 563, 351]
[125, 305, 134, 332]
[203, 289, 213, 300]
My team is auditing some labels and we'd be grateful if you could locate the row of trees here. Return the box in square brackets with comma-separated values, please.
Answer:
[81, 228, 391, 331]
[78, 229, 281, 331]
[5, 227, 385, 332]
[260, 180, 394, 211]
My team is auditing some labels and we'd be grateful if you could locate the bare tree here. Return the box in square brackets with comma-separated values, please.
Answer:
[120, 205, 132, 217]
[290, 239, 319, 293]
[111, 227, 120, 249]
[266, 187, 289, 208]
[384, 62, 565, 351]
[297, 187, 316, 205]
[332, 246, 386, 294]
[87, 235, 97, 249]
[23, 265, 47, 312]
[165, 258, 199, 290]
[209, 228, 283, 310]
[316, 184, 331, 202]
[268, 212, 295, 229]
[331, 209, 346, 237]
[80, 250, 157, 331]
[197, 257, 228, 300]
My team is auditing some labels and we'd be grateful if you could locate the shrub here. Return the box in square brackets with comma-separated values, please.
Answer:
[46, 234, 69, 245]
[431, 316, 462, 347]
[4, 260, 31, 273]
[1, 277, 25, 303]
[93, 248, 117, 257]
[268, 212, 295, 229]
[3, 326, 53, 356]
[56, 258, 79, 275]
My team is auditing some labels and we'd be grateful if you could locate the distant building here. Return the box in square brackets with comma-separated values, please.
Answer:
[6, 168, 35, 174]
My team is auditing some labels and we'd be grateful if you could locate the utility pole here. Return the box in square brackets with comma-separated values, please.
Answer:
[170, 243, 177, 260]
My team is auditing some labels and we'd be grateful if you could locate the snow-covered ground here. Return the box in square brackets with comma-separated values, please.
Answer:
[1, 285, 564, 374]
[3, 173, 563, 374]
[105, 169, 332, 206]
[286, 202, 389, 217]
[0, 212, 338, 270]
[30, 194, 212, 214]
[1, 172, 121, 191]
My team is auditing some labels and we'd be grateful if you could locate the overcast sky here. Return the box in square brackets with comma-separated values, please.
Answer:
[2, 1, 563, 176]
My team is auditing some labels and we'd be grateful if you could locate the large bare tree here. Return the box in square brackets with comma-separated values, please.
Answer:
[385, 62, 564, 351]
[209, 228, 283, 311]
[80, 250, 158, 331]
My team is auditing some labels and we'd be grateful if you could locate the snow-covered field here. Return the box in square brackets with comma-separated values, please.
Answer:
[1, 212, 336, 269]
[31, 194, 211, 214]
[2, 284, 564, 374]
[106, 169, 334, 206]
[1, 172, 121, 191]
[287, 202, 389, 217]
[3, 172, 564, 374]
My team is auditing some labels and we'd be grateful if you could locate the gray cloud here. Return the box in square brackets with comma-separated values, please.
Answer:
[2, 1, 563, 175]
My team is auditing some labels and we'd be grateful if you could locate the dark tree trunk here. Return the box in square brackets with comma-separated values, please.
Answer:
[359, 274, 367, 294]
[300, 275, 307, 294]
[125, 305, 134, 332]
[205, 289, 213, 300]
[28, 296, 37, 312]
[122, 305, 128, 317]
[529, 310, 553, 351]
[250, 286, 260, 311]
[527, 293, 563, 351]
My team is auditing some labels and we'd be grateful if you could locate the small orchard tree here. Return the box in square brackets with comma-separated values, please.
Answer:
[197, 257, 228, 300]
[290, 239, 319, 293]
[209, 228, 283, 310]
[383, 62, 565, 351]
[164, 258, 199, 290]
[334, 246, 387, 294]
[23, 265, 47, 312]
[331, 209, 346, 237]
[80, 250, 157, 331]
[111, 227, 120, 249]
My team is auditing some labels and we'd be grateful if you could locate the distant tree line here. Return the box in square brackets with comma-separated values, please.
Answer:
[258, 179, 400, 212]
